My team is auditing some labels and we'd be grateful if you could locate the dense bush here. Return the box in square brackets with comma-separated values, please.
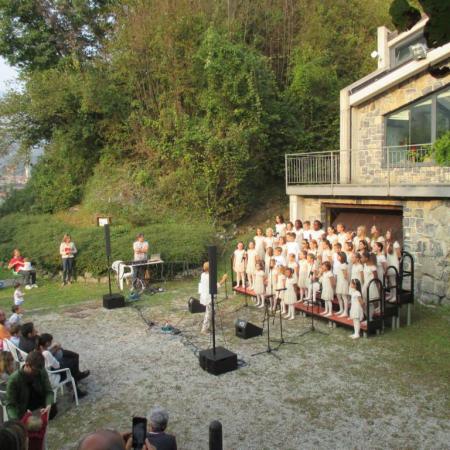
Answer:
[0, 213, 215, 277]
[433, 131, 450, 166]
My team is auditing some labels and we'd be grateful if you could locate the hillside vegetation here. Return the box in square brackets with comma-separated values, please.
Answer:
[0, 0, 395, 226]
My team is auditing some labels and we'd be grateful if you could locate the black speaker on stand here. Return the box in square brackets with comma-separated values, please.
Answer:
[102, 224, 125, 309]
[198, 246, 237, 375]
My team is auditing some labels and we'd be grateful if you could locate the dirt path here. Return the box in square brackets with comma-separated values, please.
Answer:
[28, 285, 449, 450]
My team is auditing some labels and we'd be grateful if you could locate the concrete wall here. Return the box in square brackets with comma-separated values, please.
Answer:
[290, 196, 450, 305]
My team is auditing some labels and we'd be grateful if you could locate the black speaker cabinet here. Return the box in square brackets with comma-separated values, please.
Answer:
[235, 319, 263, 339]
[199, 346, 238, 375]
[188, 297, 206, 313]
[103, 293, 125, 309]
[208, 245, 218, 295]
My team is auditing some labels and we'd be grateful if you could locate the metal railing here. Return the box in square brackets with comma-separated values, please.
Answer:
[285, 151, 340, 185]
[285, 143, 450, 187]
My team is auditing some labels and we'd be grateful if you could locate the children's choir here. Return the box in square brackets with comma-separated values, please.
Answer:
[231, 217, 402, 339]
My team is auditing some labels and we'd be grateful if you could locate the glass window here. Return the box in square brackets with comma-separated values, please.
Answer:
[386, 109, 410, 147]
[437, 90, 450, 138]
[410, 99, 432, 144]
[392, 36, 427, 67]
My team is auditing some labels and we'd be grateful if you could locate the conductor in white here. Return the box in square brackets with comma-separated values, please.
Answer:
[199, 261, 224, 335]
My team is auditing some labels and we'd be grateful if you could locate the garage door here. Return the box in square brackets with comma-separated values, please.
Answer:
[325, 203, 403, 243]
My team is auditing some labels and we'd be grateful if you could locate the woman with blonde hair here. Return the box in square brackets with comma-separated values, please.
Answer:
[60, 233, 77, 286]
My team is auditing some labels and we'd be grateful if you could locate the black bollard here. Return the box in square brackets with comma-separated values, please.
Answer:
[209, 420, 223, 450]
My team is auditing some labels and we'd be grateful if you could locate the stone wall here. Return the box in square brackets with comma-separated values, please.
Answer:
[403, 199, 450, 305]
[350, 70, 450, 185]
[291, 196, 450, 305]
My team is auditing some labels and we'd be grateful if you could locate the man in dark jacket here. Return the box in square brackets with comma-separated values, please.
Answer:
[147, 407, 177, 450]
[6, 350, 56, 420]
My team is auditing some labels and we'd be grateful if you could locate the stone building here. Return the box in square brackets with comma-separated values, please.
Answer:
[286, 17, 450, 305]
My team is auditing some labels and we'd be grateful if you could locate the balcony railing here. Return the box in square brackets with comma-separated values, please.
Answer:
[285, 144, 450, 187]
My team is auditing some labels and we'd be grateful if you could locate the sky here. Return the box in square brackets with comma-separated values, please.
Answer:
[0, 56, 19, 95]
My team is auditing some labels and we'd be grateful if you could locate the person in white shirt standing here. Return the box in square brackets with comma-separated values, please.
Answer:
[199, 262, 225, 335]
[60, 234, 77, 286]
[132, 233, 149, 282]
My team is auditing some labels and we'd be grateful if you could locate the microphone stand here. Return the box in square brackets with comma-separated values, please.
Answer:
[252, 296, 280, 360]
[271, 288, 299, 350]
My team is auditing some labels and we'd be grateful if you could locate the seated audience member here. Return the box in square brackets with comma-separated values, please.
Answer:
[0, 351, 15, 386]
[8, 324, 21, 347]
[8, 305, 23, 328]
[147, 407, 177, 450]
[5, 350, 56, 421]
[37, 333, 87, 398]
[0, 310, 11, 349]
[19, 322, 90, 382]
[19, 322, 38, 353]
[0, 420, 28, 450]
[7, 248, 38, 289]
[77, 429, 155, 450]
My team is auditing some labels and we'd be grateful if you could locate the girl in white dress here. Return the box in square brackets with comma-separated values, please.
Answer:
[276, 266, 287, 315]
[302, 221, 312, 241]
[362, 253, 379, 319]
[283, 268, 298, 320]
[305, 253, 319, 303]
[264, 247, 274, 276]
[264, 228, 276, 250]
[326, 226, 339, 247]
[350, 252, 364, 286]
[370, 225, 385, 250]
[374, 242, 387, 284]
[294, 219, 303, 243]
[309, 239, 319, 258]
[232, 242, 246, 288]
[285, 221, 294, 235]
[246, 241, 257, 289]
[297, 250, 309, 301]
[353, 225, 370, 251]
[349, 279, 365, 339]
[287, 253, 299, 277]
[254, 228, 266, 261]
[320, 261, 335, 317]
[253, 262, 266, 307]
[335, 252, 350, 317]
[336, 223, 347, 247]
[266, 259, 278, 311]
[332, 242, 342, 274]
[275, 215, 287, 238]
[385, 240, 401, 302]
[278, 236, 287, 259]
[320, 239, 333, 265]
[285, 232, 300, 261]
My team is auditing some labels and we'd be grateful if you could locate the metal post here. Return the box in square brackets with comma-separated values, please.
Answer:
[209, 420, 223, 450]
[211, 293, 216, 355]
[407, 304, 411, 326]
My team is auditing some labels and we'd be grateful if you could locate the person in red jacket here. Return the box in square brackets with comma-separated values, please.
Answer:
[7, 249, 38, 290]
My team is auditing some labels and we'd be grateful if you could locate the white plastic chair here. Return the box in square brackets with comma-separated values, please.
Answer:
[47, 367, 79, 406]
[112, 260, 132, 291]
[4, 340, 28, 368]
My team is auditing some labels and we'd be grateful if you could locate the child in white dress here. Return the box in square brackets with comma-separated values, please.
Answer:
[264, 228, 276, 250]
[336, 223, 347, 247]
[302, 221, 312, 241]
[349, 279, 365, 339]
[275, 215, 287, 238]
[294, 220, 303, 243]
[276, 266, 287, 315]
[246, 241, 257, 289]
[273, 247, 286, 267]
[320, 239, 333, 265]
[335, 252, 350, 317]
[285, 232, 300, 261]
[362, 253, 379, 319]
[297, 250, 309, 302]
[309, 239, 319, 258]
[320, 261, 335, 317]
[305, 253, 319, 303]
[266, 259, 278, 311]
[326, 226, 339, 247]
[254, 228, 266, 261]
[385, 241, 401, 302]
[332, 242, 342, 274]
[350, 252, 364, 286]
[253, 262, 266, 307]
[287, 252, 298, 272]
[264, 247, 274, 276]
[283, 268, 298, 320]
[374, 242, 387, 284]
[232, 242, 246, 288]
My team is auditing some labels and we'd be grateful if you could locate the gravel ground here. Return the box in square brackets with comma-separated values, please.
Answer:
[27, 284, 450, 450]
